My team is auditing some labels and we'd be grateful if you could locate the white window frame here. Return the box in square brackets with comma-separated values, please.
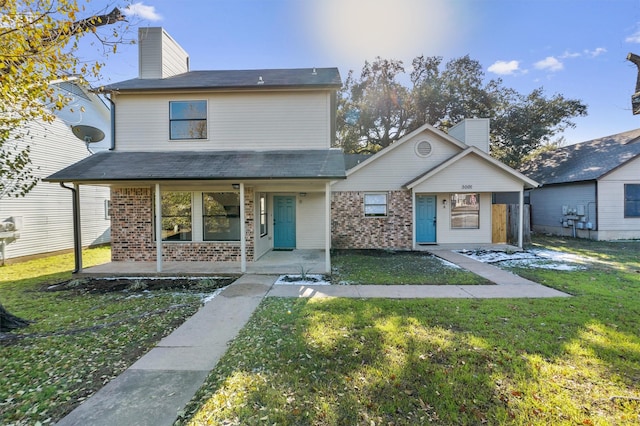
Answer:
[364, 192, 388, 217]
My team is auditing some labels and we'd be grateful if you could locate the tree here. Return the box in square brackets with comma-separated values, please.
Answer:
[0, 0, 127, 332]
[337, 55, 587, 168]
[337, 58, 413, 153]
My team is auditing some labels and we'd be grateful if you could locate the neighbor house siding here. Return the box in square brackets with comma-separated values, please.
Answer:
[331, 190, 412, 249]
[110, 186, 254, 262]
[114, 91, 331, 151]
[332, 131, 461, 192]
[529, 182, 597, 238]
[597, 156, 640, 239]
[0, 117, 110, 261]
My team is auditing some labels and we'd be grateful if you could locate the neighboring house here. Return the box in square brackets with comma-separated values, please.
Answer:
[0, 80, 111, 263]
[521, 129, 640, 241]
[45, 27, 538, 273]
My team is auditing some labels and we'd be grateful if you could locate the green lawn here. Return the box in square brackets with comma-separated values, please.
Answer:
[179, 237, 640, 425]
[0, 248, 205, 425]
[331, 249, 491, 285]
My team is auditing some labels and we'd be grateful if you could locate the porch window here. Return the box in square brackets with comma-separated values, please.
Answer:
[169, 100, 207, 140]
[259, 193, 268, 237]
[450, 193, 479, 229]
[203, 192, 240, 241]
[625, 184, 640, 217]
[161, 192, 192, 241]
[364, 193, 387, 217]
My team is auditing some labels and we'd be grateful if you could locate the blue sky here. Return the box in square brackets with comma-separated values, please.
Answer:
[83, 0, 640, 145]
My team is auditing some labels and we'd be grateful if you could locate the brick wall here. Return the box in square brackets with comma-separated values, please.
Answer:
[331, 190, 413, 249]
[110, 187, 254, 262]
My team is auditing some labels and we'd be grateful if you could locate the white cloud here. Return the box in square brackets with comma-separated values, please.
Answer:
[488, 60, 520, 75]
[125, 2, 162, 21]
[585, 47, 606, 57]
[534, 56, 563, 72]
[626, 29, 640, 43]
[560, 50, 581, 59]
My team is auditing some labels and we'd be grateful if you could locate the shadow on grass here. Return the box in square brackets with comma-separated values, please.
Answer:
[181, 288, 640, 425]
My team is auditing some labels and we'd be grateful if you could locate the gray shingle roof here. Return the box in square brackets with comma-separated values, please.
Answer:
[102, 68, 342, 92]
[520, 129, 640, 185]
[45, 150, 346, 182]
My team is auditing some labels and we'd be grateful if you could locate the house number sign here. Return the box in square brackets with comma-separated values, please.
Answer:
[461, 185, 473, 190]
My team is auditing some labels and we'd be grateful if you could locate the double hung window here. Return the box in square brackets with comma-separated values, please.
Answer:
[169, 100, 207, 140]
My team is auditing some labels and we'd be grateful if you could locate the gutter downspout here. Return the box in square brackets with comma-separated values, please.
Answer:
[60, 182, 82, 273]
[107, 93, 116, 151]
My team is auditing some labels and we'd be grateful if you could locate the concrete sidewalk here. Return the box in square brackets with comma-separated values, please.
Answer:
[56, 275, 275, 426]
[56, 251, 569, 426]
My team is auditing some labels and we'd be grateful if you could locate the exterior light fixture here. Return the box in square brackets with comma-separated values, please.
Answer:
[442, 198, 447, 208]
[232, 183, 240, 189]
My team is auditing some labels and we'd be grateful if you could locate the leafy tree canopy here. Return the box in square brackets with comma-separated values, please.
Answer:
[0, 0, 127, 198]
[337, 55, 588, 168]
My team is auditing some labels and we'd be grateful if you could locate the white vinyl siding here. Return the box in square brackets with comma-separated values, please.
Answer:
[138, 27, 189, 79]
[296, 192, 325, 249]
[333, 131, 461, 192]
[114, 91, 331, 151]
[0, 118, 110, 260]
[447, 118, 490, 153]
[597, 156, 640, 239]
[411, 154, 525, 193]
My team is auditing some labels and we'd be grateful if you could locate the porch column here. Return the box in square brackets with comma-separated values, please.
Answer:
[155, 183, 162, 272]
[240, 183, 246, 273]
[325, 182, 331, 274]
[518, 189, 524, 249]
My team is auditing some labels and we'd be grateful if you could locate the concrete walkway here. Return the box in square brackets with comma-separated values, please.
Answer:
[56, 251, 569, 426]
[56, 275, 275, 426]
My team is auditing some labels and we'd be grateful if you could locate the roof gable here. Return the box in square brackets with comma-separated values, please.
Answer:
[406, 147, 539, 190]
[520, 128, 640, 185]
[345, 122, 468, 177]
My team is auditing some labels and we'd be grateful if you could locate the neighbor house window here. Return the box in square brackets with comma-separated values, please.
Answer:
[161, 192, 192, 241]
[451, 193, 479, 229]
[625, 184, 640, 217]
[259, 193, 268, 237]
[169, 100, 207, 140]
[364, 193, 387, 217]
[203, 192, 240, 241]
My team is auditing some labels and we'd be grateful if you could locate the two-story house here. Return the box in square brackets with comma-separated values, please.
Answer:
[46, 27, 538, 274]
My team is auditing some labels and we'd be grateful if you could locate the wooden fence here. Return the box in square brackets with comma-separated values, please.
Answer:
[492, 204, 531, 245]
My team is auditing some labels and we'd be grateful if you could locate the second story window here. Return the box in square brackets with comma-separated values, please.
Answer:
[169, 100, 207, 140]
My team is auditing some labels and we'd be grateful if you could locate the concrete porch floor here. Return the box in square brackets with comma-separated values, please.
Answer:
[77, 249, 327, 277]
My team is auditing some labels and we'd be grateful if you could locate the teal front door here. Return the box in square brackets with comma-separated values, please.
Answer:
[274, 196, 296, 249]
[416, 195, 437, 243]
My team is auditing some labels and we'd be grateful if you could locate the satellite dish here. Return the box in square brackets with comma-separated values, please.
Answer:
[71, 125, 105, 143]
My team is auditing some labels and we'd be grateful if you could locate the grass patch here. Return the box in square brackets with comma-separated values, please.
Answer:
[331, 249, 491, 285]
[0, 247, 211, 425]
[179, 237, 640, 425]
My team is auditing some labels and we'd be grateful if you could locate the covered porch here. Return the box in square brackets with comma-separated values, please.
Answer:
[76, 249, 328, 277]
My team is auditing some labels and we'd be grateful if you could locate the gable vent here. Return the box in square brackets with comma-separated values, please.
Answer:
[415, 140, 433, 157]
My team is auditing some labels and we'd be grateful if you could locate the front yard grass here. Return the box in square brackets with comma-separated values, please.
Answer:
[331, 249, 491, 285]
[179, 237, 640, 425]
[0, 248, 210, 425]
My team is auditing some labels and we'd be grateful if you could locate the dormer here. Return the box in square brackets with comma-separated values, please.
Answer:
[138, 27, 190, 79]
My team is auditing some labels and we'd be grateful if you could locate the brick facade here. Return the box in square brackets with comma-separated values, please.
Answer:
[331, 190, 413, 249]
[110, 187, 254, 262]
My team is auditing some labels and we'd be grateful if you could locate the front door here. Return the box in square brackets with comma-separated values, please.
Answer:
[274, 196, 296, 249]
[416, 195, 437, 243]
